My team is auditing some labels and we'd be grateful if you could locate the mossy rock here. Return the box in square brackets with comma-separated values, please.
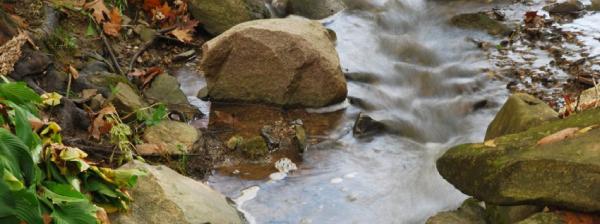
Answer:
[426, 198, 487, 224]
[240, 136, 269, 159]
[188, 0, 268, 35]
[142, 121, 200, 155]
[437, 108, 600, 212]
[515, 212, 564, 224]
[485, 203, 543, 224]
[109, 82, 148, 115]
[450, 12, 512, 36]
[485, 93, 558, 140]
[288, 0, 346, 19]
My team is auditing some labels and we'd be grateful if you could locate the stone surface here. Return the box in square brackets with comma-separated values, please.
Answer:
[543, 0, 584, 13]
[426, 198, 487, 224]
[437, 108, 600, 212]
[143, 74, 201, 121]
[110, 82, 148, 115]
[485, 204, 543, 224]
[352, 113, 385, 138]
[110, 161, 244, 224]
[288, 0, 345, 19]
[515, 212, 564, 224]
[485, 93, 558, 140]
[189, 0, 268, 35]
[83, 71, 131, 96]
[142, 120, 200, 155]
[450, 12, 511, 36]
[200, 17, 347, 108]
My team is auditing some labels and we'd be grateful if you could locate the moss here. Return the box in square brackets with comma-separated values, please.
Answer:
[240, 136, 268, 159]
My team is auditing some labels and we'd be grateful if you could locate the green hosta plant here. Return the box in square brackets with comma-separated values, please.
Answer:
[0, 81, 144, 224]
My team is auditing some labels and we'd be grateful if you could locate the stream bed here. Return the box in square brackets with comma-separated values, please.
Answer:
[200, 0, 510, 223]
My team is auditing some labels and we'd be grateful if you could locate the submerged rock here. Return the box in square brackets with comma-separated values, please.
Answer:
[110, 161, 244, 224]
[485, 93, 558, 140]
[200, 17, 347, 108]
[426, 198, 487, 224]
[352, 113, 385, 138]
[543, 0, 584, 14]
[188, 0, 269, 35]
[450, 12, 511, 36]
[240, 136, 269, 159]
[141, 120, 200, 155]
[288, 0, 346, 19]
[437, 108, 600, 212]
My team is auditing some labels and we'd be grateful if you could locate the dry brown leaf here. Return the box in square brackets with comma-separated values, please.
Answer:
[102, 8, 122, 37]
[81, 89, 98, 100]
[536, 128, 579, 146]
[29, 117, 44, 131]
[129, 67, 163, 87]
[169, 18, 199, 43]
[83, 0, 110, 23]
[67, 64, 79, 79]
[89, 105, 117, 140]
[143, 0, 162, 12]
[96, 207, 111, 224]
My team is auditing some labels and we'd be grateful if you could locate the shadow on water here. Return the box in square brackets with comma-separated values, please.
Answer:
[178, 0, 512, 223]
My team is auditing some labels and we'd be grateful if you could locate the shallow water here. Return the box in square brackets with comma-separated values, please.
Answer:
[198, 1, 512, 223]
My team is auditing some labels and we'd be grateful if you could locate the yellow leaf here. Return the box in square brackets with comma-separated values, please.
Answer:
[41, 92, 63, 106]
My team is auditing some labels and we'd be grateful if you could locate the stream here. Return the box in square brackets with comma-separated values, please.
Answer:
[197, 0, 509, 223]
[201, 1, 509, 223]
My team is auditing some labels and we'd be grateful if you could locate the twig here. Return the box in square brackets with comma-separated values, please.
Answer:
[99, 30, 124, 76]
[127, 25, 192, 73]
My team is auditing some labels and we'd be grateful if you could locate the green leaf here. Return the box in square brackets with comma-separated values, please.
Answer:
[51, 201, 98, 224]
[2, 169, 24, 191]
[85, 22, 97, 37]
[0, 82, 41, 105]
[0, 182, 43, 224]
[145, 104, 168, 126]
[42, 182, 87, 204]
[0, 128, 37, 185]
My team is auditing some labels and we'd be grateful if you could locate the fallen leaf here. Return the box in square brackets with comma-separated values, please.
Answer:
[577, 125, 597, 134]
[83, 0, 110, 23]
[143, 0, 162, 12]
[89, 105, 117, 140]
[29, 117, 44, 131]
[483, 139, 497, 147]
[156, 2, 174, 21]
[41, 92, 63, 106]
[128, 67, 163, 87]
[42, 213, 52, 224]
[96, 207, 110, 224]
[537, 128, 579, 146]
[169, 18, 199, 43]
[103, 8, 122, 37]
[67, 64, 79, 79]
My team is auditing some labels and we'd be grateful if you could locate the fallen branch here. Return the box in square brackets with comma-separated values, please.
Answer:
[127, 25, 193, 73]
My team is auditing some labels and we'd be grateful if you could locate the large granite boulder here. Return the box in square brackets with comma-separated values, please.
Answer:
[189, 0, 269, 35]
[437, 108, 600, 212]
[200, 17, 347, 108]
[110, 161, 244, 224]
[485, 93, 558, 140]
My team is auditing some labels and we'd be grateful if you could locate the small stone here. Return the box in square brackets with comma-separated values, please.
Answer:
[543, 0, 584, 13]
[352, 113, 385, 138]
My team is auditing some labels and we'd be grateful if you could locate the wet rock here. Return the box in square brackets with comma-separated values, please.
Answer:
[142, 120, 200, 155]
[426, 198, 487, 224]
[200, 17, 347, 108]
[110, 161, 244, 224]
[485, 204, 543, 224]
[9, 48, 52, 81]
[287, 0, 345, 19]
[437, 108, 600, 213]
[515, 212, 564, 224]
[293, 123, 307, 152]
[197, 86, 209, 100]
[260, 125, 280, 150]
[345, 72, 379, 83]
[109, 82, 148, 115]
[240, 136, 269, 159]
[352, 113, 385, 138]
[485, 93, 558, 140]
[188, 0, 269, 35]
[543, 0, 584, 14]
[450, 12, 512, 36]
[144, 74, 200, 120]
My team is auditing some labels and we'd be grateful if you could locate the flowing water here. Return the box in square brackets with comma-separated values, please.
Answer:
[202, 0, 511, 223]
